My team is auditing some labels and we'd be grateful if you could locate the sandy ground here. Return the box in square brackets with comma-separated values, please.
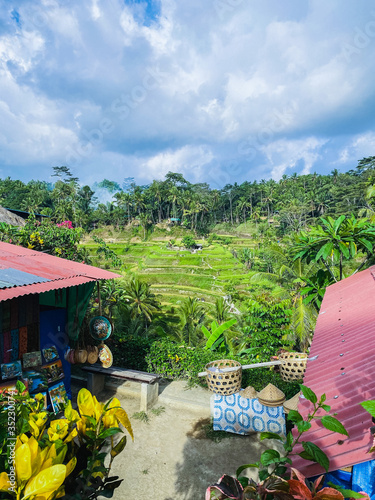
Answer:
[87, 383, 281, 500]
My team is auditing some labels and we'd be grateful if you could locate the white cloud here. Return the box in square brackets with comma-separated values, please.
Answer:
[138, 145, 215, 183]
[262, 137, 328, 180]
[0, 0, 375, 186]
[91, 0, 101, 21]
[336, 132, 375, 166]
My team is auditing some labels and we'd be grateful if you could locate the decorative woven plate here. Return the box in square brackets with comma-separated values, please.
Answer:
[89, 316, 112, 341]
[99, 344, 113, 368]
[87, 346, 99, 364]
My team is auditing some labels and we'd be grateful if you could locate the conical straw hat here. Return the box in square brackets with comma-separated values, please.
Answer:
[283, 391, 301, 414]
[241, 386, 257, 399]
[257, 383, 285, 406]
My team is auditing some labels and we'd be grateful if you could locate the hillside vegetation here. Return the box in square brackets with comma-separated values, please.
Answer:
[2, 160, 375, 379]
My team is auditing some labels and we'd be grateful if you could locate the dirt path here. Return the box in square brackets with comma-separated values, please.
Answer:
[96, 387, 277, 500]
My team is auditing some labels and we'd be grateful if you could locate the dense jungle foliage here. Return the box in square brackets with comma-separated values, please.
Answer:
[2, 158, 375, 386]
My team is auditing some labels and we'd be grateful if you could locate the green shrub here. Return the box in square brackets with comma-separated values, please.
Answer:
[182, 235, 196, 248]
[111, 336, 155, 371]
[146, 339, 218, 383]
[241, 368, 300, 400]
[145, 339, 301, 397]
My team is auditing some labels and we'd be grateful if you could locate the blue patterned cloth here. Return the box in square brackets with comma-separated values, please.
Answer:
[211, 391, 286, 437]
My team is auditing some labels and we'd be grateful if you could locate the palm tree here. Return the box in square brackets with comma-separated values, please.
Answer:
[237, 196, 251, 225]
[133, 190, 146, 217]
[149, 180, 164, 222]
[168, 185, 180, 219]
[293, 215, 375, 281]
[213, 297, 231, 324]
[178, 297, 205, 346]
[122, 277, 160, 326]
[249, 245, 319, 351]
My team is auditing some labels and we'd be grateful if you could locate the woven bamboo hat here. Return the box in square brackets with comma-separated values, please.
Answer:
[283, 391, 301, 414]
[241, 386, 257, 399]
[257, 383, 285, 407]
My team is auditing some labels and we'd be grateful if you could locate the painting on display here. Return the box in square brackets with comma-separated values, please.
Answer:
[0, 380, 28, 397]
[23, 370, 48, 393]
[1, 361, 22, 381]
[41, 360, 64, 384]
[42, 346, 59, 364]
[22, 351, 42, 369]
[49, 381, 68, 413]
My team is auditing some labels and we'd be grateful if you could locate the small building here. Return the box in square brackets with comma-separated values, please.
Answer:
[0, 241, 120, 406]
[168, 218, 181, 225]
[4, 207, 49, 222]
[0, 206, 26, 226]
[292, 265, 375, 497]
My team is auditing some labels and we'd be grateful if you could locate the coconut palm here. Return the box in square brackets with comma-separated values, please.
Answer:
[214, 297, 231, 324]
[122, 277, 161, 325]
[178, 297, 205, 346]
[248, 245, 319, 351]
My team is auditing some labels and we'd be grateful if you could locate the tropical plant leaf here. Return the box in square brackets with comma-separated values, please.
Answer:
[316, 242, 333, 261]
[260, 432, 284, 441]
[236, 464, 259, 477]
[300, 385, 317, 404]
[327, 482, 368, 498]
[333, 215, 345, 233]
[260, 449, 281, 466]
[296, 420, 312, 433]
[206, 474, 244, 499]
[287, 410, 303, 423]
[360, 400, 375, 418]
[302, 441, 329, 471]
[321, 416, 348, 436]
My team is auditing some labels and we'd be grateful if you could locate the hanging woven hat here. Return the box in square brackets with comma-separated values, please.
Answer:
[241, 386, 257, 399]
[257, 383, 285, 407]
[283, 391, 301, 414]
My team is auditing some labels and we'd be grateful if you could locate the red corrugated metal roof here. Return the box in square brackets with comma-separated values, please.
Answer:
[292, 265, 375, 477]
[0, 241, 122, 300]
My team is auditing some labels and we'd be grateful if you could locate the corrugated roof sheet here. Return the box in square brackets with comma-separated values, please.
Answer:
[292, 265, 375, 477]
[0, 268, 50, 288]
[0, 241, 122, 300]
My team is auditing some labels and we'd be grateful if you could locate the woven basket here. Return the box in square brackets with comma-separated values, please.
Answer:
[205, 359, 242, 396]
[279, 352, 307, 382]
[257, 383, 285, 407]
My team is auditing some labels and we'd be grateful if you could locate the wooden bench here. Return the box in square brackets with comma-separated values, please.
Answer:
[81, 364, 160, 411]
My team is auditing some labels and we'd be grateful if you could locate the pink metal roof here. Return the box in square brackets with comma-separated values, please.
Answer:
[292, 265, 375, 477]
[0, 241, 122, 300]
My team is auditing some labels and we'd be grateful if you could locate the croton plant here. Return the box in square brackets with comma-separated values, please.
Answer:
[206, 385, 374, 500]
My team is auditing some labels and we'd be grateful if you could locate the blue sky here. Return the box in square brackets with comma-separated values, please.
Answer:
[1, 0, 375, 189]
